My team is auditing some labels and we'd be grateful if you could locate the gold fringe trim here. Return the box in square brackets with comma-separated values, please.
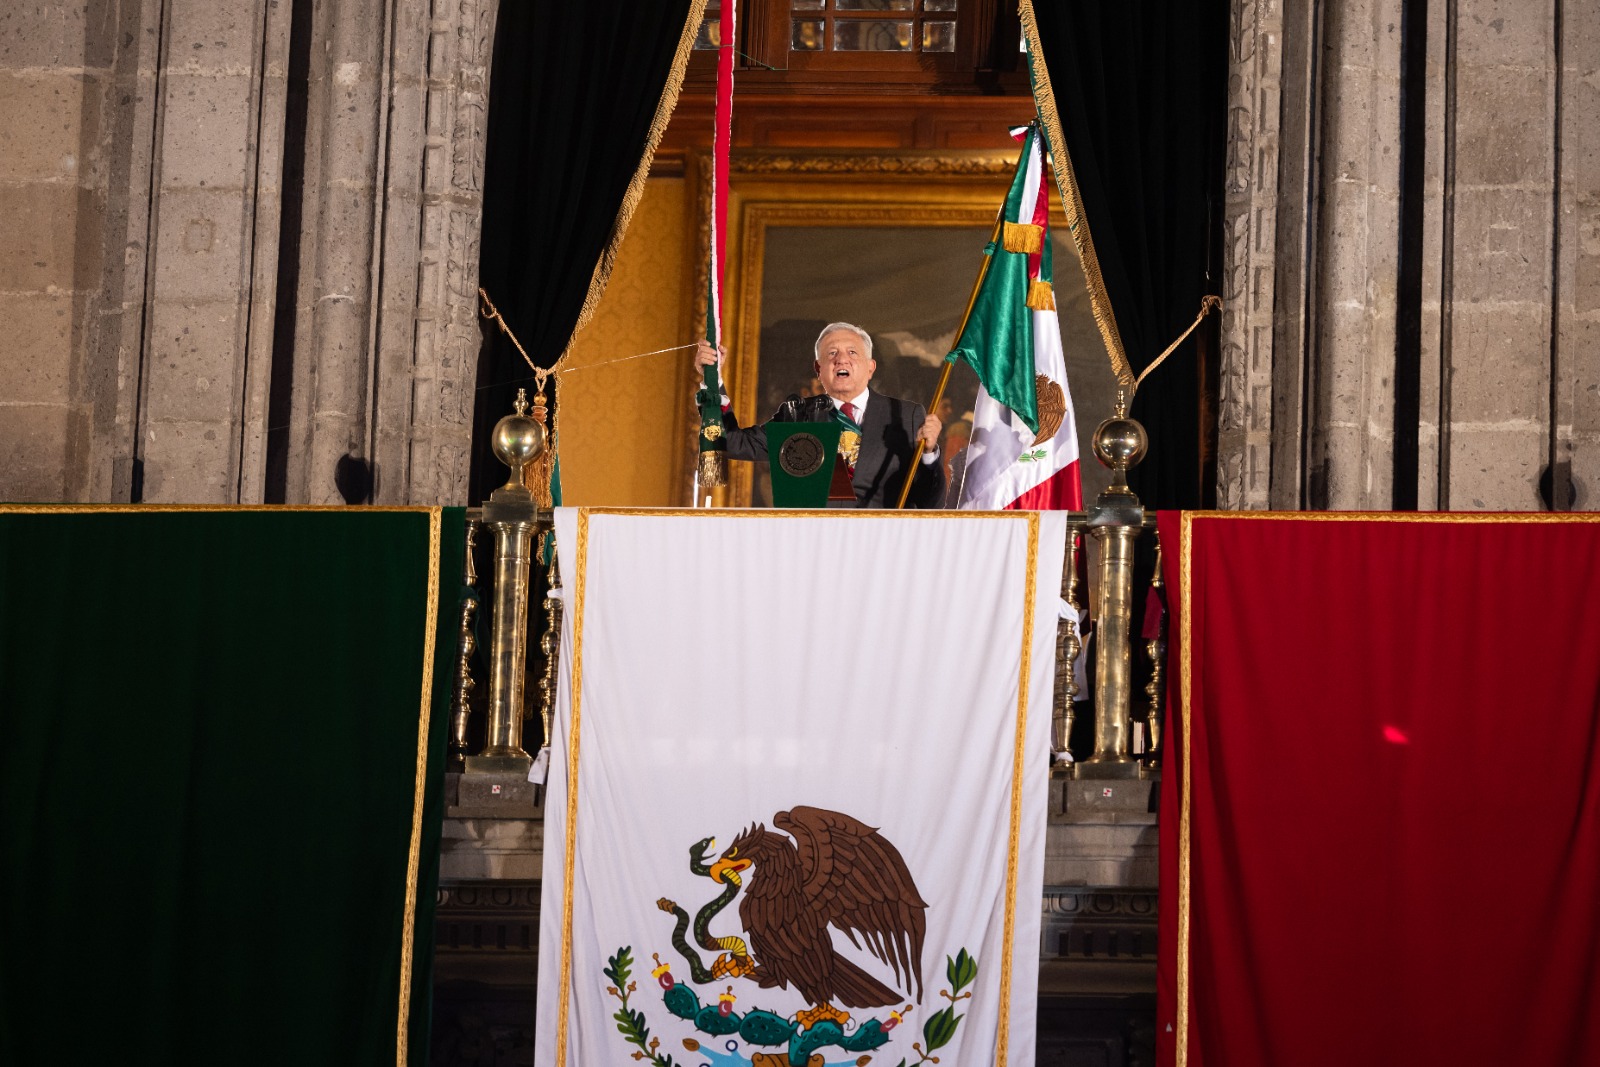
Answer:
[1002, 220, 1044, 254]
[396, 506, 443, 1067]
[1177, 512, 1193, 1067]
[994, 510, 1042, 1067]
[555, 0, 709, 370]
[698, 449, 727, 487]
[1020, 0, 1135, 387]
[554, 508, 593, 1067]
[1026, 279, 1056, 311]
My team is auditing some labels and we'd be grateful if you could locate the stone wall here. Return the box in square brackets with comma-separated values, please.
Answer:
[1218, 0, 1600, 511]
[1, 0, 160, 502]
[0, 0, 495, 506]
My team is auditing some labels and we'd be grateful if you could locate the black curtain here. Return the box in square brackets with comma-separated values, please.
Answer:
[1032, 3, 1226, 509]
[471, 1, 696, 504]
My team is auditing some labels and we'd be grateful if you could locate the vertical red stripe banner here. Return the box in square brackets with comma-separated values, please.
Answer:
[709, 2, 735, 346]
[1159, 513, 1600, 1067]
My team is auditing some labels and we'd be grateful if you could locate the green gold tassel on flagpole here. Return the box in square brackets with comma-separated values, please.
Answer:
[697, 361, 728, 487]
[1026, 279, 1056, 311]
[1002, 221, 1044, 254]
[698, 446, 727, 486]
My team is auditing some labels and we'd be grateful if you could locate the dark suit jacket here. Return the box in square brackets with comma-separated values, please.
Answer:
[721, 390, 945, 509]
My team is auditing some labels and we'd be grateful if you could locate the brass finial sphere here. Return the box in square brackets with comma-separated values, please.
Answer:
[492, 388, 546, 480]
[1092, 413, 1148, 473]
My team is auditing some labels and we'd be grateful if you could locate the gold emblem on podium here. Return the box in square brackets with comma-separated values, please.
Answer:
[778, 432, 826, 477]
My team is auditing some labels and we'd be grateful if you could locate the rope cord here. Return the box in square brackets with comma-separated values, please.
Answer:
[1129, 295, 1223, 401]
[477, 288, 697, 393]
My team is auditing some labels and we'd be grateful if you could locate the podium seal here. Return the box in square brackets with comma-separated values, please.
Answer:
[777, 432, 826, 477]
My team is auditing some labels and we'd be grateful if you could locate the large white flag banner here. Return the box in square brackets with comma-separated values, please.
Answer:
[539, 509, 1067, 1067]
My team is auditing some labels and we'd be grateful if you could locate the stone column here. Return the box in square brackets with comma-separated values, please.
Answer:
[1215, 0, 1286, 510]
[1431, 1, 1557, 510]
[281, 0, 387, 504]
[384, 0, 497, 506]
[1222, 0, 1596, 511]
[1219, 0, 1406, 511]
[284, 0, 496, 506]
[0, 0, 290, 505]
[1308, 0, 1404, 510]
[1559, 0, 1600, 510]
[135, 0, 291, 503]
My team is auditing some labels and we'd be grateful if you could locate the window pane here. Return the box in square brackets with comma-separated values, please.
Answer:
[694, 19, 721, 49]
[834, 19, 913, 50]
[791, 0, 824, 8]
[792, 19, 825, 50]
[923, 20, 955, 51]
[925, 0, 958, 10]
[835, 0, 915, 9]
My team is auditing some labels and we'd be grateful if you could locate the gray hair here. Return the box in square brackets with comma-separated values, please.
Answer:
[813, 322, 873, 361]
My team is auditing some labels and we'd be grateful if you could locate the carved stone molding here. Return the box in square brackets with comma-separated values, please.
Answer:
[731, 150, 1017, 177]
[404, 0, 498, 505]
[435, 883, 540, 962]
[1215, 0, 1285, 510]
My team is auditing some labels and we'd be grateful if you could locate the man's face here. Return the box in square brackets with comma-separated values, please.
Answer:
[814, 329, 876, 402]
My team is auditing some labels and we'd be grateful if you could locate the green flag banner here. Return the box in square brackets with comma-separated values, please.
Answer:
[0, 506, 464, 1066]
[945, 127, 1046, 434]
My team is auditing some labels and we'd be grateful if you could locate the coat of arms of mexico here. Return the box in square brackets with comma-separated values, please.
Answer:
[604, 806, 979, 1067]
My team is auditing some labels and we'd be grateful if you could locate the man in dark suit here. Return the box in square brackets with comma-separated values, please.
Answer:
[695, 323, 945, 509]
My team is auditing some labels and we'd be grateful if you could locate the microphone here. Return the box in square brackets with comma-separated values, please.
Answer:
[778, 393, 803, 422]
[799, 394, 834, 422]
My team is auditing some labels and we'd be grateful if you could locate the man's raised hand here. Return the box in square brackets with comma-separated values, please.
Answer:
[694, 340, 726, 370]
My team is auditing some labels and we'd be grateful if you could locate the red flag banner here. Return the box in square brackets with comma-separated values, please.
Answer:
[1157, 512, 1600, 1067]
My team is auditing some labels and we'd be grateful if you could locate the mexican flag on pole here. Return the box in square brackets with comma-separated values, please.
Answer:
[950, 125, 1082, 511]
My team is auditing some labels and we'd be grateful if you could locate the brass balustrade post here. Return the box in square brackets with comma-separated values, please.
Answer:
[449, 520, 480, 766]
[1143, 537, 1166, 770]
[1078, 394, 1148, 780]
[465, 390, 550, 776]
[536, 555, 561, 753]
[1051, 521, 1085, 775]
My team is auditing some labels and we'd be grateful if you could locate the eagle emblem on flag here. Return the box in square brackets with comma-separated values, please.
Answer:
[607, 806, 979, 1067]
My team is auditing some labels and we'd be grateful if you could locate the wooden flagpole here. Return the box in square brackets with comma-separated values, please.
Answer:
[696, 0, 737, 491]
[893, 213, 1006, 510]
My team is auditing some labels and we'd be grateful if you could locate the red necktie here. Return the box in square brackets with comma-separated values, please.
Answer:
[839, 401, 857, 474]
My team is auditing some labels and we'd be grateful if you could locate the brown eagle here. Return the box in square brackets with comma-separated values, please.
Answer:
[706, 806, 927, 1010]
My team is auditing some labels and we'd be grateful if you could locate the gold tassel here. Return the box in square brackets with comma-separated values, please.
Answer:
[1002, 221, 1044, 255]
[524, 453, 555, 509]
[1026, 279, 1057, 311]
[698, 449, 727, 487]
[521, 386, 556, 508]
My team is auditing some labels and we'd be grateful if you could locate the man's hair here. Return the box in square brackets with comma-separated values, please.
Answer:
[813, 322, 873, 361]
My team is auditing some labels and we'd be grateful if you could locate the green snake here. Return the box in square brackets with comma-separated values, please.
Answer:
[656, 836, 752, 983]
